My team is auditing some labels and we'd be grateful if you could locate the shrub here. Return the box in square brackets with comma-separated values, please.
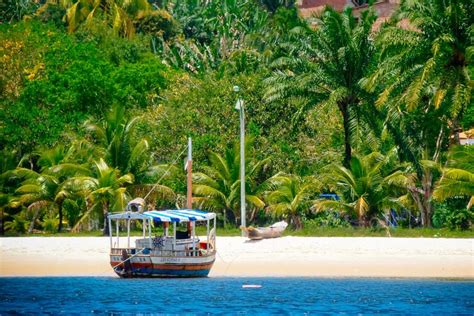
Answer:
[41, 214, 59, 233]
[0, 0, 39, 23]
[135, 10, 180, 40]
[304, 211, 350, 228]
[432, 203, 473, 230]
[35, 3, 66, 28]
[4, 214, 28, 234]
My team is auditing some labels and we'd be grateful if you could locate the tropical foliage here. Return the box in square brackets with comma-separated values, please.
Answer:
[265, 174, 320, 228]
[0, 0, 472, 234]
[314, 151, 406, 226]
[193, 140, 269, 226]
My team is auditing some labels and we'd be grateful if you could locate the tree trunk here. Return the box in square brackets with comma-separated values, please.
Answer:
[338, 102, 352, 168]
[28, 207, 41, 234]
[408, 170, 434, 228]
[57, 201, 63, 233]
[421, 171, 433, 228]
[1, 208, 4, 236]
[291, 214, 302, 229]
[227, 208, 236, 227]
[103, 201, 109, 236]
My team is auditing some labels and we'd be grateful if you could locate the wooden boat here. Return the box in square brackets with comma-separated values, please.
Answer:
[241, 221, 288, 240]
[107, 138, 217, 278]
[108, 208, 216, 278]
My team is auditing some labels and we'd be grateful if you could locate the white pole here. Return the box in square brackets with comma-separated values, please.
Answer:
[116, 220, 119, 247]
[191, 221, 195, 255]
[206, 220, 210, 250]
[142, 219, 146, 238]
[127, 219, 130, 248]
[108, 217, 112, 249]
[173, 222, 176, 251]
[148, 219, 152, 248]
[234, 85, 246, 236]
[239, 98, 246, 236]
[214, 217, 217, 250]
[187, 137, 193, 210]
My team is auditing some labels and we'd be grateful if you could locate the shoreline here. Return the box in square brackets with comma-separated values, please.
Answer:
[1, 237, 473, 278]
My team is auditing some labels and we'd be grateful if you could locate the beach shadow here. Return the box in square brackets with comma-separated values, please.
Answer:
[244, 239, 262, 244]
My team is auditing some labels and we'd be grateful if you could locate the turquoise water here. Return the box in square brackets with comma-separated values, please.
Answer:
[0, 277, 473, 314]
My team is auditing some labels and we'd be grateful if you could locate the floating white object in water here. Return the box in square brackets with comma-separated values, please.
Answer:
[242, 285, 262, 288]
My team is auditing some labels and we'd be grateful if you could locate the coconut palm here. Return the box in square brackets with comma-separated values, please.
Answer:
[84, 105, 175, 206]
[70, 158, 133, 234]
[363, 0, 473, 143]
[192, 140, 269, 226]
[84, 105, 150, 179]
[264, 6, 377, 168]
[314, 150, 406, 227]
[11, 149, 89, 233]
[434, 146, 474, 209]
[360, 0, 473, 225]
[264, 173, 320, 229]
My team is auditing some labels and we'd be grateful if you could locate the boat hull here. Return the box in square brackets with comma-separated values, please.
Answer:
[110, 252, 215, 278]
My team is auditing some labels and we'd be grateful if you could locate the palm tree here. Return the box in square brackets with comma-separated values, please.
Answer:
[193, 140, 269, 226]
[264, 173, 319, 229]
[264, 6, 377, 168]
[11, 146, 89, 233]
[363, 0, 473, 143]
[84, 105, 175, 206]
[70, 158, 133, 234]
[434, 146, 474, 209]
[360, 0, 473, 226]
[314, 150, 406, 227]
[84, 105, 150, 179]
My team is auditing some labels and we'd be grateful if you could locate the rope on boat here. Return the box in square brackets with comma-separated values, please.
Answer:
[111, 248, 146, 271]
[143, 145, 188, 200]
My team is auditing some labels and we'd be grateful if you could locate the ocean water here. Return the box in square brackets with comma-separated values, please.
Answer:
[0, 277, 473, 314]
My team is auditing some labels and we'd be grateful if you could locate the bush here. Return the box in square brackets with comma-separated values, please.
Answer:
[135, 10, 180, 40]
[4, 214, 28, 234]
[35, 3, 66, 28]
[0, 0, 39, 23]
[432, 203, 473, 230]
[41, 214, 59, 233]
[304, 211, 350, 228]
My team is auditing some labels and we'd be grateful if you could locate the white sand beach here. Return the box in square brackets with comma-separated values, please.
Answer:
[1, 237, 473, 278]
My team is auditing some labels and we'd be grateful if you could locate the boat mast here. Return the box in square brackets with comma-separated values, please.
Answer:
[186, 137, 196, 250]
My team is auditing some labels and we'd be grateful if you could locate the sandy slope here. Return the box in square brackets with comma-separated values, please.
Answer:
[1, 237, 473, 278]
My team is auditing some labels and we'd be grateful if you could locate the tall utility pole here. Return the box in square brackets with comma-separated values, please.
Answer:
[234, 86, 246, 236]
[186, 137, 192, 209]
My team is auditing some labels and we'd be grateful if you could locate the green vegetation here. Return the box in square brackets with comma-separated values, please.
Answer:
[1, 0, 473, 237]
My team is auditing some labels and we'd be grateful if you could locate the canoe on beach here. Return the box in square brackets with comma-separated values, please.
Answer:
[241, 221, 288, 240]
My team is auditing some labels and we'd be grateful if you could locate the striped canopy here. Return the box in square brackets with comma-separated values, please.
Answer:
[144, 210, 215, 223]
[108, 209, 215, 222]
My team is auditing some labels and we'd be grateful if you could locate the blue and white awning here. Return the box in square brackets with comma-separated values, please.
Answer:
[108, 209, 216, 222]
[144, 209, 215, 222]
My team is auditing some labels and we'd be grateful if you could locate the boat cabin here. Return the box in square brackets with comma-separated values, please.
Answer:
[107, 209, 217, 278]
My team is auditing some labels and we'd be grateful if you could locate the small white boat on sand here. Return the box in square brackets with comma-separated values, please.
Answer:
[241, 221, 288, 240]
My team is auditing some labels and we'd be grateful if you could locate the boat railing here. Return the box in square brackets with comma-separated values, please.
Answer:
[110, 247, 215, 257]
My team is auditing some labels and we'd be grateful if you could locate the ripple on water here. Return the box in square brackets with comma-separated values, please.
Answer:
[0, 277, 473, 314]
